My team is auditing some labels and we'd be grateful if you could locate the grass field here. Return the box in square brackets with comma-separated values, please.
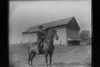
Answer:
[9, 43, 91, 67]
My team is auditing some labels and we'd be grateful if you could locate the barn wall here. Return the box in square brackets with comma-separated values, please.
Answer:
[23, 28, 79, 45]
[30, 33, 37, 42]
[22, 35, 30, 43]
[67, 28, 80, 40]
[54, 27, 67, 45]
[23, 27, 68, 45]
[22, 33, 37, 43]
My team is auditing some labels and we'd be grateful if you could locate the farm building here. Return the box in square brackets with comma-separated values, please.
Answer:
[22, 17, 81, 45]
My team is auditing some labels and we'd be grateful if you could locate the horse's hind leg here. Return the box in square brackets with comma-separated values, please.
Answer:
[45, 53, 48, 67]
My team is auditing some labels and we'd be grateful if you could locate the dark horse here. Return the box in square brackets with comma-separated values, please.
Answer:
[28, 28, 59, 67]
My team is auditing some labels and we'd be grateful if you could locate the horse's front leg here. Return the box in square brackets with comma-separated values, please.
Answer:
[28, 51, 32, 66]
[30, 51, 36, 66]
[49, 53, 53, 67]
[45, 53, 49, 67]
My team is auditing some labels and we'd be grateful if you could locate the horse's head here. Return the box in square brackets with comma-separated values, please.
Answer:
[49, 28, 59, 40]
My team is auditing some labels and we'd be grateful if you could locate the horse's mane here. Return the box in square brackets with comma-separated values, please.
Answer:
[44, 28, 56, 40]
[44, 28, 49, 37]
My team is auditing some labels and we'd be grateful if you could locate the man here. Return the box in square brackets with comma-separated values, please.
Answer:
[37, 26, 45, 54]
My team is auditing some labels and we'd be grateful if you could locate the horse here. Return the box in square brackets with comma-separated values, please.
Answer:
[28, 28, 59, 67]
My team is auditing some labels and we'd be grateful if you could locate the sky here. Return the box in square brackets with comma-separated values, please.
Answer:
[9, 1, 91, 44]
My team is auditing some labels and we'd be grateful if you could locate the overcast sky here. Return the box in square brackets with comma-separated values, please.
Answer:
[9, 1, 91, 44]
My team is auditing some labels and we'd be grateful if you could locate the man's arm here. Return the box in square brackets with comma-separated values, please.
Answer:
[42, 30, 46, 38]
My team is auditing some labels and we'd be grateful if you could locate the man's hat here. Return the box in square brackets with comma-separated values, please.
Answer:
[38, 25, 43, 29]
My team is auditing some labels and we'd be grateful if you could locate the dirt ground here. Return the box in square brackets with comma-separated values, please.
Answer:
[9, 44, 91, 67]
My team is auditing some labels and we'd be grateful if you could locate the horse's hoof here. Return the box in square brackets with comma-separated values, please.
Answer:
[27, 65, 30, 67]
[28, 63, 31, 67]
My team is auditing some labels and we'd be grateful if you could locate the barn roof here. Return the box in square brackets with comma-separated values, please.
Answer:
[22, 16, 80, 35]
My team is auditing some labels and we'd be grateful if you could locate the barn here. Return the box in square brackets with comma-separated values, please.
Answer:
[22, 17, 81, 45]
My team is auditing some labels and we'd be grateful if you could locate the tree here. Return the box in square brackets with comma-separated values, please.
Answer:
[79, 30, 90, 45]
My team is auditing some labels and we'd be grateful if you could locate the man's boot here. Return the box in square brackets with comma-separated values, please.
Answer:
[37, 42, 40, 55]
[37, 46, 39, 55]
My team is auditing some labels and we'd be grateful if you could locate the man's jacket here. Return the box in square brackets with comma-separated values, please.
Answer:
[37, 30, 45, 41]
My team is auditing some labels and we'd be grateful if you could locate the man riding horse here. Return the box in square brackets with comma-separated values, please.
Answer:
[37, 25, 45, 54]
[28, 26, 59, 67]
